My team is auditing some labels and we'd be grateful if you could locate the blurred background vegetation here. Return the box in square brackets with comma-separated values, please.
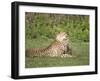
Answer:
[25, 12, 89, 43]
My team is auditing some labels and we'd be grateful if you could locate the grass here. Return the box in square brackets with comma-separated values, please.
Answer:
[25, 38, 89, 68]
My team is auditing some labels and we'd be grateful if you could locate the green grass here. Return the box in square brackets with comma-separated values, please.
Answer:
[25, 39, 89, 68]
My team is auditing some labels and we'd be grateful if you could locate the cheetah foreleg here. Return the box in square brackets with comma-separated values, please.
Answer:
[61, 54, 73, 58]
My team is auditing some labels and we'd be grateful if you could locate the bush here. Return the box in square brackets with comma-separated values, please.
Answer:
[25, 12, 89, 42]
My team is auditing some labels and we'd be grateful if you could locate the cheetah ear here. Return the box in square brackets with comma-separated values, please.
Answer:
[60, 32, 66, 36]
[58, 32, 64, 34]
[56, 32, 66, 37]
[56, 32, 61, 36]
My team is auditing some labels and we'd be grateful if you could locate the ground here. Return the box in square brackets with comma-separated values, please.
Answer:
[25, 39, 89, 68]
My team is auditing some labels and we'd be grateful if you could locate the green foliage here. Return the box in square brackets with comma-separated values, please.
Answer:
[25, 12, 89, 42]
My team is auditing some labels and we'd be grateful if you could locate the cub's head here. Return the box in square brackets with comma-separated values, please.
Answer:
[56, 32, 68, 42]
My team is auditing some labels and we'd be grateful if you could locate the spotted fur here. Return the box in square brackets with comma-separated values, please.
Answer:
[26, 32, 72, 58]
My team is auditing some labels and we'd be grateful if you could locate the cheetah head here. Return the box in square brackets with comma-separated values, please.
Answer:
[56, 32, 68, 42]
